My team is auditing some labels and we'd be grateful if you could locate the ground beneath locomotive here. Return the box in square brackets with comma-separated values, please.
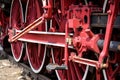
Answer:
[0, 47, 31, 80]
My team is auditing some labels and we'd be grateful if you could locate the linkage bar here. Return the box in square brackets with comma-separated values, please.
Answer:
[9, 16, 44, 42]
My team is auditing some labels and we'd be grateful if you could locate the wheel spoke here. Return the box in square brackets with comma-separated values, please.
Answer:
[26, 43, 46, 73]
[82, 65, 89, 80]
[102, 69, 108, 80]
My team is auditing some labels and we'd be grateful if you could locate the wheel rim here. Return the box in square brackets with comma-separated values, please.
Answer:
[25, 0, 46, 73]
[10, 0, 24, 62]
[26, 44, 46, 73]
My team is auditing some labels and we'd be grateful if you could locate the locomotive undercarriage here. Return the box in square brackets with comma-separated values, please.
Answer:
[0, 0, 120, 80]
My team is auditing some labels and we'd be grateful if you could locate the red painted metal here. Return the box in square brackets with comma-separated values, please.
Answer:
[25, 0, 47, 73]
[99, 0, 119, 64]
[67, 4, 101, 69]
[8, 16, 44, 42]
[51, 48, 83, 80]
[9, 0, 24, 62]
[68, 5, 91, 29]
[64, 22, 69, 66]
[43, 0, 52, 18]
[15, 30, 66, 47]
[1, 0, 120, 79]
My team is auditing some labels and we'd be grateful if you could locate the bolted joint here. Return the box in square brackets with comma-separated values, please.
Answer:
[72, 36, 81, 48]
[107, 10, 112, 15]
[66, 37, 72, 45]
[100, 63, 108, 69]
[8, 29, 16, 42]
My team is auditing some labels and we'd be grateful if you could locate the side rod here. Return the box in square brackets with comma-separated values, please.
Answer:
[9, 16, 44, 42]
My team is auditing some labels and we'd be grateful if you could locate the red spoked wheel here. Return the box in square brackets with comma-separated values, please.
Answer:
[25, 0, 46, 73]
[10, 0, 24, 62]
[51, 47, 115, 80]
[51, 48, 89, 80]
[51, 48, 111, 80]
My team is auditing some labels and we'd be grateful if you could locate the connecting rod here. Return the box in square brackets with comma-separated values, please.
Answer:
[9, 15, 44, 42]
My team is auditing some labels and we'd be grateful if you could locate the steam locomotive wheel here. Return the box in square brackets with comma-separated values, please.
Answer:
[25, 0, 46, 73]
[51, 48, 86, 80]
[51, 48, 110, 80]
[10, 0, 24, 62]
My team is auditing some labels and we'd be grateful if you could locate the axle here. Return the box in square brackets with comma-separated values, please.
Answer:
[98, 40, 120, 52]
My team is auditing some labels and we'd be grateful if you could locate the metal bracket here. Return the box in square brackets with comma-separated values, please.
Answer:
[46, 63, 68, 71]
